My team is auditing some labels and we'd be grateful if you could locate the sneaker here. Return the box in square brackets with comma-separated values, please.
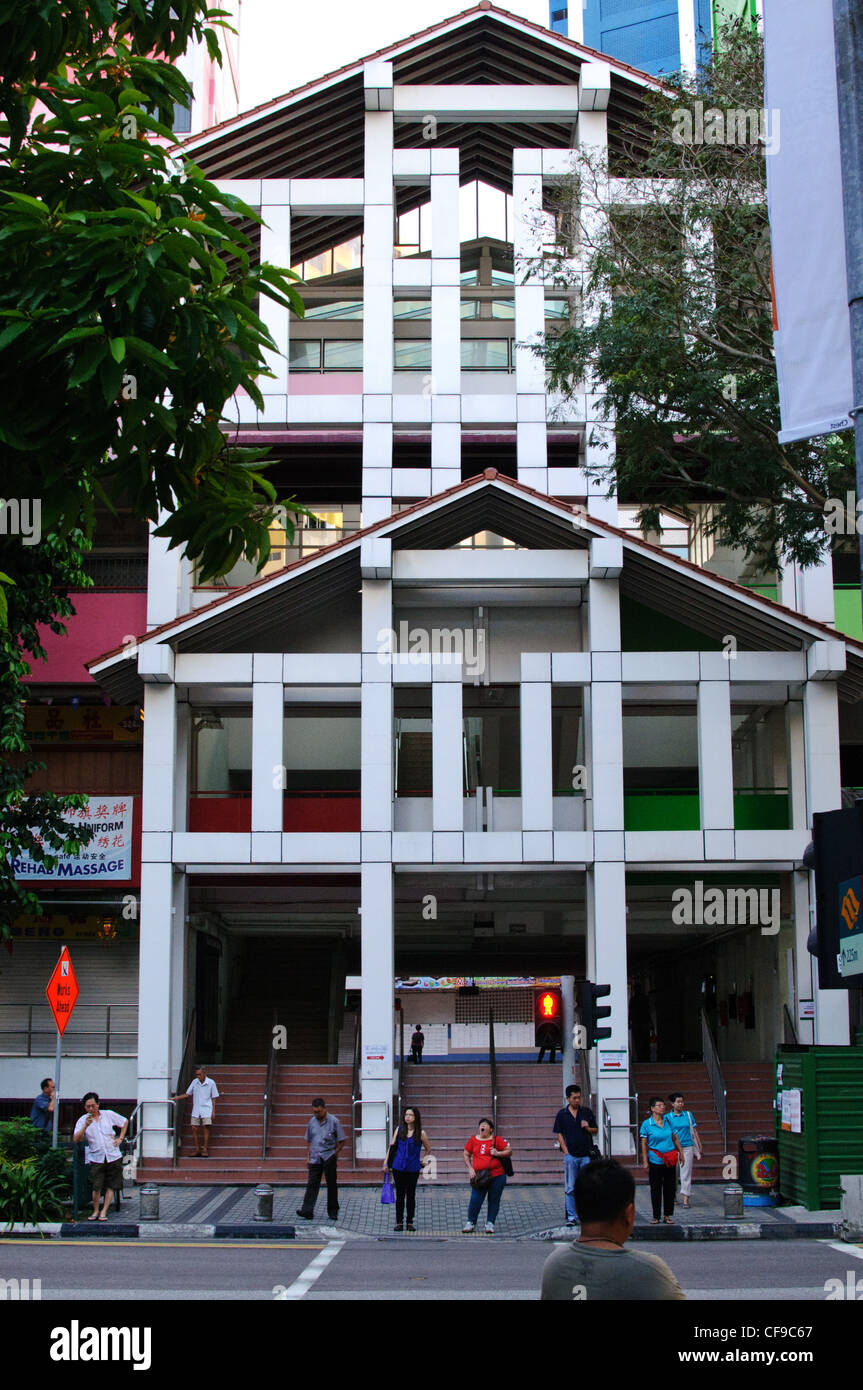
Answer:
[566, 1219, 578, 1228]
[462, 1221, 475, 1233]
[394, 1223, 404, 1232]
[484, 1222, 495, 1235]
[406, 1222, 416, 1232]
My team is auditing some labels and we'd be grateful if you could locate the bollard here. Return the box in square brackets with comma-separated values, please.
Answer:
[723, 1182, 744, 1219]
[139, 1184, 160, 1222]
[254, 1184, 274, 1222]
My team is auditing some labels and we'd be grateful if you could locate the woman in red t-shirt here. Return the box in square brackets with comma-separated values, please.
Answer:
[462, 1118, 512, 1235]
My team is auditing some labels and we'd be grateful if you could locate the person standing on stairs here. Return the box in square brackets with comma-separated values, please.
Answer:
[410, 1025, 425, 1065]
[383, 1107, 431, 1231]
[666, 1092, 701, 1209]
[296, 1097, 346, 1223]
[173, 1065, 219, 1157]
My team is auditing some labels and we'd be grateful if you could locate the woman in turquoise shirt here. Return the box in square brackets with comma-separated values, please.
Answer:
[666, 1092, 702, 1209]
[640, 1097, 684, 1224]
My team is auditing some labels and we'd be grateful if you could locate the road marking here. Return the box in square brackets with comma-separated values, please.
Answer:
[274, 1240, 345, 1300]
[824, 1241, 863, 1260]
[0, 1239, 323, 1251]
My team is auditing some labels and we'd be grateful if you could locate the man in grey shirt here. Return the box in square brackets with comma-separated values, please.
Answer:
[296, 1097, 346, 1222]
[541, 1158, 686, 1300]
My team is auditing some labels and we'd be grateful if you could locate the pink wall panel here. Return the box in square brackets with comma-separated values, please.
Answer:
[24, 592, 147, 685]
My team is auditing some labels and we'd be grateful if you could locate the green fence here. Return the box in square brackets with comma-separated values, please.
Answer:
[623, 789, 790, 832]
[775, 1046, 863, 1210]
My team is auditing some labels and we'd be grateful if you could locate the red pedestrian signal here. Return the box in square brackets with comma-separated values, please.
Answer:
[534, 988, 563, 1049]
[539, 992, 558, 1019]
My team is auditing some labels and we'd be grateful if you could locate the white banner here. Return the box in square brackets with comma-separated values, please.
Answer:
[12, 796, 135, 881]
[764, 0, 854, 443]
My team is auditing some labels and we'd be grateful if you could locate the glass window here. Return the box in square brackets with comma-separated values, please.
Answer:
[304, 251, 333, 280]
[393, 300, 431, 320]
[461, 339, 510, 370]
[304, 300, 363, 321]
[477, 182, 506, 240]
[323, 339, 363, 370]
[460, 183, 478, 243]
[490, 299, 515, 319]
[460, 300, 481, 319]
[398, 208, 420, 249]
[394, 340, 432, 370]
[332, 236, 362, 273]
[289, 340, 321, 371]
[544, 299, 571, 320]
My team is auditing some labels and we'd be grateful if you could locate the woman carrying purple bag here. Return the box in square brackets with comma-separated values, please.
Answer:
[382, 1107, 431, 1232]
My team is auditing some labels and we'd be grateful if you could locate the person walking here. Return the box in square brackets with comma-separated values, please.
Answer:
[29, 1077, 55, 1134]
[73, 1092, 128, 1222]
[666, 1092, 702, 1208]
[410, 1025, 425, 1065]
[296, 1097, 346, 1223]
[553, 1084, 598, 1227]
[173, 1064, 219, 1157]
[462, 1117, 512, 1235]
[383, 1106, 431, 1231]
[640, 1097, 684, 1225]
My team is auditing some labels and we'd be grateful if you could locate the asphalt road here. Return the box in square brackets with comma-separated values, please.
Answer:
[2, 1236, 862, 1302]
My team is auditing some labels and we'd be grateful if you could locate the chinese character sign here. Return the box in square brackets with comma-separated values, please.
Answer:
[12, 797, 135, 881]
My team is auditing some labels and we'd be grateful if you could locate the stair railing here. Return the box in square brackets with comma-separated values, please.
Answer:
[700, 1007, 727, 1152]
[172, 1009, 197, 1165]
[783, 1003, 799, 1046]
[261, 1007, 280, 1158]
[601, 1093, 640, 1157]
[351, 1020, 361, 1169]
[488, 1005, 498, 1134]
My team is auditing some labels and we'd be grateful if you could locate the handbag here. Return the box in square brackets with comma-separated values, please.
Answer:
[650, 1147, 679, 1168]
[589, 1144, 602, 1161]
[381, 1171, 395, 1204]
[470, 1167, 493, 1191]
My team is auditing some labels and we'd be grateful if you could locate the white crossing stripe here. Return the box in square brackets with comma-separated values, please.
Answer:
[824, 1240, 863, 1260]
[274, 1240, 345, 1300]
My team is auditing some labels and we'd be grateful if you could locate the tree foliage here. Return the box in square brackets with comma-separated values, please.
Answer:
[536, 22, 853, 572]
[0, 2, 309, 933]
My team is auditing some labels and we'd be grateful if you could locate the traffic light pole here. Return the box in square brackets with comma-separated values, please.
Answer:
[561, 974, 576, 1095]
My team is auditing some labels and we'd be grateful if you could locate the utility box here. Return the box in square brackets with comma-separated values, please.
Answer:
[774, 1046, 863, 1210]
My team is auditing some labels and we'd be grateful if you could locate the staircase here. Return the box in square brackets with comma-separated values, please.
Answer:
[402, 1061, 569, 1184]
[629, 1063, 726, 1181]
[137, 1064, 379, 1184]
[724, 1063, 776, 1146]
[222, 941, 333, 1065]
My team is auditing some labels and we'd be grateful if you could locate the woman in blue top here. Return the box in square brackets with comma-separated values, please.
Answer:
[384, 1107, 431, 1232]
[666, 1092, 702, 1209]
[640, 1096, 684, 1224]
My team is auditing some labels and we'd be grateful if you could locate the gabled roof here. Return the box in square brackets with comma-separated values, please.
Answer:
[88, 470, 863, 701]
[179, 4, 664, 263]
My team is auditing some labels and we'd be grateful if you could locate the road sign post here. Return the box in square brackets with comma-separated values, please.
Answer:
[45, 947, 80, 1148]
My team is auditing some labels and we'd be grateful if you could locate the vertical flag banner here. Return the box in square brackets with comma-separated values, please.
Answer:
[764, 0, 854, 443]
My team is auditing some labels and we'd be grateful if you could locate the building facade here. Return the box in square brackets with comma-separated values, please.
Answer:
[554, 0, 762, 75]
[2, 5, 859, 1164]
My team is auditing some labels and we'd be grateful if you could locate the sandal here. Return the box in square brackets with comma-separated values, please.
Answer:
[650, 1218, 660, 1225]
[664, 1217, 675, 1224]
[87, 1213, 100, 1221]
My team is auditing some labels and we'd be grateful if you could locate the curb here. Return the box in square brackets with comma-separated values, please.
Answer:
[538, 1220, 842, 1242]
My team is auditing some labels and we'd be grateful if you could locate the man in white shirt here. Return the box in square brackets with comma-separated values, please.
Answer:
[173, 1065, 220, 1157]
[73, 1092, 128, 1222]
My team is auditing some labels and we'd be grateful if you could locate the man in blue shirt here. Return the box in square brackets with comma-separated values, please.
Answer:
[30, 1077, 54, 1133]
[553, 1085, 598, 1227]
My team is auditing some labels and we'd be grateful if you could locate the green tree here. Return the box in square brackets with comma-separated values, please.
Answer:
[0, 2, 308, 933]
[536, 22, 853, 572]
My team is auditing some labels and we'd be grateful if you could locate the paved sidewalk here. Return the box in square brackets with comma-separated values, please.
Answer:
[40, 1180, 841, 1240]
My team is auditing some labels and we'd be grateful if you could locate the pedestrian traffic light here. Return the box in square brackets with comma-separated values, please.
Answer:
[578, 980, 612, 1048]
[534, 988, 562, 1048]
[803, 807, 863, 989]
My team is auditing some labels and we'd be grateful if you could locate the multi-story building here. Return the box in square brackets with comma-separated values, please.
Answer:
[554, 1, 762, 75]
[2, 3, 859, 1177]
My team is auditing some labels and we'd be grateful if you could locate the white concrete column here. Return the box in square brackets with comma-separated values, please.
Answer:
[169, 873, 188, 1078]
[791, 870, 817, 1046]
[141, 684, 177, 835]
[803, 679, 849, 1043]
[146, 513, 180, 629]
[586, 860, 631, 1153]
[513, 150, 548, 492]
[698, 679, 734, 832]
[787, 701, 807, 830]
[430, 148, 461, 493]
[520, 653, 553, 831]
[578, 106, 618, 526]
[588, 577, 623, 839]
[363, 92, 394, 517]
[359, 860, 394, 1158]
[138, 861, 176, 1159]
[260, 203, 291, 397]
[432, 671, 463, 831]
[678, 0, 698, 79]
[362, 577, 394, 841]
[252, 663, 284, 836]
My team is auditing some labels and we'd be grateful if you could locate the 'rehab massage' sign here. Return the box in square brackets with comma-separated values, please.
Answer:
[12, 797, 135, 881]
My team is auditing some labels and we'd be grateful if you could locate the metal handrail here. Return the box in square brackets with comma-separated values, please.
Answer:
[0, 1002, 137, 1058]
[601, 1094, 640, 1156]
[700, 1008, 727, 1151]
[126, 1098, 177, 1166]
[262, 1007, 280, 1158]
[172, 1010, 197, 1165]
[488, 1005, 498, 1135]
[783, 1003, 799, 1046]
[350, 1020, 362, 1169]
